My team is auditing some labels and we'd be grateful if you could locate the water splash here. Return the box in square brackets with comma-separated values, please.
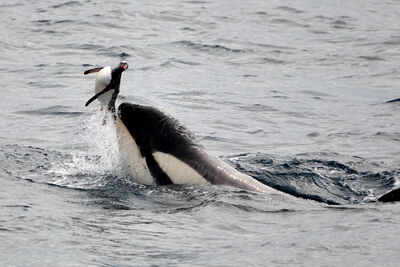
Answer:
[48, 111, 127, 189]
[75, 112, 121, 174]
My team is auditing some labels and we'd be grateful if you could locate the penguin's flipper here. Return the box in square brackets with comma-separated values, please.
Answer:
[84, 67, 103, 75]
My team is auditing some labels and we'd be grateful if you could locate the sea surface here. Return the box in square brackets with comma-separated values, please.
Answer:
[1, 0, 400, 266]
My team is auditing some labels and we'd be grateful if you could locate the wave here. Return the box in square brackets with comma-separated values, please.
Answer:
[15, 105, 85, 118]
[2, 140, 399, 206]
[227, 152, 400, 204]
[2, 111, 399, 205]
[171, 40, 247, 54]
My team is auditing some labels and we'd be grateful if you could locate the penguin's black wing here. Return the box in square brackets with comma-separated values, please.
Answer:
[85, 84, 113, 107]
[84, 67, 104, 75]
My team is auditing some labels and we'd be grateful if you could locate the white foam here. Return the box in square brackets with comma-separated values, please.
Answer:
[49, 111, 126, 188]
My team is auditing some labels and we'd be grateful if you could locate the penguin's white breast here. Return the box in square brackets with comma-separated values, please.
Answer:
[95, 66, 112, 107]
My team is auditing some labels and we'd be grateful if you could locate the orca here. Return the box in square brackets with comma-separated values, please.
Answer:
[116, 102, 291, 195]
[84, 61, 400, 203]
[84, 61, 292, 197]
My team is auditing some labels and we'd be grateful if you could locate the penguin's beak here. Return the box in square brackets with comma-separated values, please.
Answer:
[122, 62, 129, 70]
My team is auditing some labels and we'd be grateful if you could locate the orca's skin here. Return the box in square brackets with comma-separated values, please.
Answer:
[378, 188, 400, 202]
[116, 102, 289, 196]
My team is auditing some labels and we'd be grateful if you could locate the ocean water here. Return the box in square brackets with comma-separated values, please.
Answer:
[1, 0, 400, 266]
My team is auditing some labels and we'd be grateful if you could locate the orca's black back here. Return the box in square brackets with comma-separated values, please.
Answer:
[378, 188, 400, 202]
[118, 103, 202, 156]
[118, 103, 219, 185]
[117, 102, 282, 192]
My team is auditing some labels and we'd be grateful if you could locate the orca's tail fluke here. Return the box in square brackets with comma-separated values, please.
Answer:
[378, 188, 400, 202]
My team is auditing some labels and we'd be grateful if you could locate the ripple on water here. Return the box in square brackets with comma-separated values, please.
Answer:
[227, 152, 400, 204]
[1, 0, 400, 265]
[15, 105, 85, 118]
[171, 40, 248, 54]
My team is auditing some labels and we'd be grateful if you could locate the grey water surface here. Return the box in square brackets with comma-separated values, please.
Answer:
[1, 0, 400, 266]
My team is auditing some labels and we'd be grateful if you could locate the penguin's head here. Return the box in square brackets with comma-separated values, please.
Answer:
[84, 61, 129, 113]
[119, 61, 129, 71]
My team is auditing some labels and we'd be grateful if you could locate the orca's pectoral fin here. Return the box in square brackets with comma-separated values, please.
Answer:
[85, 86, 111, 107]
[84, 67, 103, 75]
[378, 187, 400, 202]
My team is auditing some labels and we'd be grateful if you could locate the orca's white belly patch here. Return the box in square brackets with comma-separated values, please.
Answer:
[116, 117, 155, 185]
[152, 152, 209, 185]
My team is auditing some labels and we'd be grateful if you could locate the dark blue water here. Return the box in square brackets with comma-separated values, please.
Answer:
[1, 0, 400, 266]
